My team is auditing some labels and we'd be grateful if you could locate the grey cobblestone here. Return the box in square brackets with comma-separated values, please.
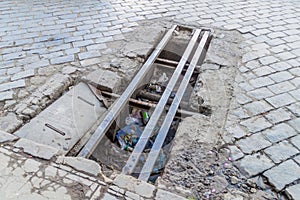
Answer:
[263, 123, 297, 143]
[291, 135, 300, 150]
[290, 88, 300, 100]
[236, 133, 272, 154]
[270, 61, 292, 71]
[50, 55, 74, 65]
[265, 108, 292, 124]
[264, 141, 299, 163]
[249, 77, 275, 88]
[287, 102, 300, 117]
[243, 100, 273, 116]
[240, 117, 272, 133]
[78, 51, 101, 60]
[266, 93, 296, 108]
[286, 184, 300, 200]
[238, 153, 274, 177]
[0, 90, 14, 101]
[268, 81, 296, 94]
[247, 87, 274, 100]
[264, 160, 300, 191]
[11, 69, 35, 81]
[253, 66, 275, 76]
[0, 79, 26, 92]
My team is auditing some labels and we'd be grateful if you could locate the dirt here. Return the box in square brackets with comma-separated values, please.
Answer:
[160, 29, 282, 199]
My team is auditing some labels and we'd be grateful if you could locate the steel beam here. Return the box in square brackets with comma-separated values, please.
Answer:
[138, 31, 211, 181]
[122, 29, 201, 175]
[77, 25, 177, 157]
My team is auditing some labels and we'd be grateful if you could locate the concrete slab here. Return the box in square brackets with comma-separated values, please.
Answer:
[15, 82, 107, 154]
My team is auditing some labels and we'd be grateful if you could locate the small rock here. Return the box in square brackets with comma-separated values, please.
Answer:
[22, 108, 36, 117]
[0, 112, 23, 133]
[230, 176, 239, 185]
[62, 66, 77, 74]
[250, 188, 257, 193]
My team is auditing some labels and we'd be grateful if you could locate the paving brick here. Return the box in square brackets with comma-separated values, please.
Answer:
[294, 155, 300, 165]
[290, 77, 300, 87]
[268, 81, 296, 94]
[276, 52, 297, 61]
[240, 117, 272, 133]
[286, 184, 300, 200]
[24, 59, 49, 70]
[242, 50, 269, 63]
[243, 100, 273, 116]
[269, 44, 291, 54]
[263, 123, 297, 143]
[80, 58, 101, 67]
[283, 35, 300, 43]
[289, 89, 300, 101]
[267, 31, 287, 39]
[0, 79, 26, 92]
[264, 141, 299, 163]
[286, 102, 300, 117]
[247, 87, 274, 100]
[7, 67, 22, 75]
[289, 67, 300, 76]
[11, 69, 35, 81]
[266, 93, 296, 108]
[270, 61, 292, 71]
[264, 160, 300, 191]
[237, 153, 274, 177]
[78, 51, 101, 60]
[249, 77, 275, 88]
[3, 52, 26, 61]
[259, 56, 280, 65]
[86, 43, 107, 51]
[236, 93, 252, 105]
[50, 55, 74, 65]
[72, 39, 94, 48]
[228, 145, 244, 160]
[289, 118, 300, 133]
[65, 48, 80, 55]
[265, 108, 292, 124]
[253, 66, 275, 76]
[269, 71, 294, 83]
[0, 90, 14, 101]
[226, 124, 248, 139]
[236, 133, 272, 154]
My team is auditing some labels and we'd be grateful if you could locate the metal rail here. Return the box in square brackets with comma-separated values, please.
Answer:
[77, 25, 177, 158]
[138, 31, 211, 181]
[122, 29, 202, 175]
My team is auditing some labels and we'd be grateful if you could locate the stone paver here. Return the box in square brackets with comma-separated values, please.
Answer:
[264, 141, 299, 163]
[286, 184, 300, 200]
[237, 153, 274, 177]
[264, 160, 300, 191]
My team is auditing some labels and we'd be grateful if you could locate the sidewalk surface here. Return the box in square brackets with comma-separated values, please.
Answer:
[0, 0, 300, 199]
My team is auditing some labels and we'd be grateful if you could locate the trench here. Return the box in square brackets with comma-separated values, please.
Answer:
[77, 26, 212, 182]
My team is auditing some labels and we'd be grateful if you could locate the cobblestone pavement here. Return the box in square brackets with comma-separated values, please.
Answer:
[1, 0, 300, 199]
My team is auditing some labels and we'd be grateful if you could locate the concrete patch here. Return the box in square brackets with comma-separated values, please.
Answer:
[0, 130, 18, 143]
[14, 138, 60, 160]
[14, 82, 107, 153]
[58, 156, 101, 176]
